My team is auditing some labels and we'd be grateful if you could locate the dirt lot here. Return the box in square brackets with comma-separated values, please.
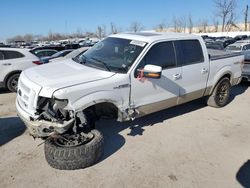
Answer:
[0, 83, 250, 188]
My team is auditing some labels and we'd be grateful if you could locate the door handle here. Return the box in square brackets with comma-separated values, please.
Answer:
[201, 68, 208, 74]
[173, 74, 182, 80]
[3, 63, 11, 66]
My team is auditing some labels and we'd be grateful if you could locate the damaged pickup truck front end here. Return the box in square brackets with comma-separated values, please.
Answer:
[16, 65, 128, 138]
[16, 73, 77, 138]
[17, 97, 75, 138]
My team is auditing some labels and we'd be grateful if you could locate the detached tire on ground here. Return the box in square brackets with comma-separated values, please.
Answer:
[207, 77, 231, 108]
[44, 129, 104, 170]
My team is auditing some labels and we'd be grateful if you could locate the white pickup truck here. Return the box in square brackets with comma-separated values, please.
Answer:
[16, 32, 244, 170]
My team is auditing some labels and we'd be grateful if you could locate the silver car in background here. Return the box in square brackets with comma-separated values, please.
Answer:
[49, 47, 90, 63]
[226, 40, 250, 81]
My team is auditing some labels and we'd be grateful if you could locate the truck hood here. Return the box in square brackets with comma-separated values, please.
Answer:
[24, 59, 116, 97]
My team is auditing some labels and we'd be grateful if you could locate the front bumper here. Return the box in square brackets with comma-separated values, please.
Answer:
[16, 99, 74, 138]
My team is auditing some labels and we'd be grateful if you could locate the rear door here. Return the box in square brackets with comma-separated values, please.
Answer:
[0, 50, 25, 81]
[130, 41, 181, 115]
[174, 40, 209, 104]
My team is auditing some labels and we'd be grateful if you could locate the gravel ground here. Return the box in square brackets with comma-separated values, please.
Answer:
[0, 83, 250, 188]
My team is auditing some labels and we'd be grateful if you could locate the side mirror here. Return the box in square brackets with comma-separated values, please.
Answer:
[137, 64, 162, 79]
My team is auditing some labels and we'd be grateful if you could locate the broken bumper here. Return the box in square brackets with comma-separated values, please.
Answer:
[16, 99, 74, 138]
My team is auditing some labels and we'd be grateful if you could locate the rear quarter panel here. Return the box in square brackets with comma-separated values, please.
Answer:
[206, 55, 243, 95]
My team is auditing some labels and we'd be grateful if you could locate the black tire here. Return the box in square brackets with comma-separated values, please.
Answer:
[6, 73, 20, 92]
[44, 129, 104, 170]
[207, 77, 231, 108]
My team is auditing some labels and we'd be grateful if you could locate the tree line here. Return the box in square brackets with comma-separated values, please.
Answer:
[6, 0, 249, 43]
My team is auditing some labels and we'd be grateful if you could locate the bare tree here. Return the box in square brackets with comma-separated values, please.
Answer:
[201, 19, 209, 33]
[212, 19, 219, 32]
[181, 16, 187, 33]
[245, 5, 249, 31]
[172, 16, 181, 32]
[110, 22, 118, 34]
[213, 0, 237, 32]
[130, 22, 144, 32]
[156, 20, 167, 32]
[188, 14, 193, 33]
[75, 27, 83, 38]
[225, 12, 239, 31]
[172, 16, 186, 33]
[23, 34, 34, 42]
[96, 25, 106, 39]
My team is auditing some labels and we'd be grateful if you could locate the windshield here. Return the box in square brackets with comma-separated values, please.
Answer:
[75, 37, 146, 73]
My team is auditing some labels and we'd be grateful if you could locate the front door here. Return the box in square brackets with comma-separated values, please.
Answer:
[130, 41, 181, 116]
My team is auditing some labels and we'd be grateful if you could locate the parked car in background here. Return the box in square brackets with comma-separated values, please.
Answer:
[206, 42, 224, 50]
[49, 47, 90, 63]
[33, 49, 58, 58]
[30, 46, 64, 54]
[226, 40, 250, 81]
[64, 43, 80, 49]
[40, 49, 73, 64]
[0, 48, 42, 92]
[234, 35, 248, 41]
[226, 40, 250, 61]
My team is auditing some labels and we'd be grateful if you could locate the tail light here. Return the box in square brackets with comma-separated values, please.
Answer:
[32, 60, 43, 65]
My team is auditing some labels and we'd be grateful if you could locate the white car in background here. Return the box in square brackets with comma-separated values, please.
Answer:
[0, 48, 42, 92]
[226, 40, 250, 60]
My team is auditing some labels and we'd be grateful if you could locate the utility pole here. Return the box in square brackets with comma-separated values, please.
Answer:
[245, 5, 249, 31]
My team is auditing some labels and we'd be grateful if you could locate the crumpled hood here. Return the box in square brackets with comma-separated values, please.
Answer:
[24, 59, 115, 97]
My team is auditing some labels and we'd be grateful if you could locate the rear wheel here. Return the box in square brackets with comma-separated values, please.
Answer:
[207, 77, 231, 108]
[44, 129, 104, 170]
[6, 73, 20, 92]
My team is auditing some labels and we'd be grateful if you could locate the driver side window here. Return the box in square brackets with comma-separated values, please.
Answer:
[137, 41, 177, 70]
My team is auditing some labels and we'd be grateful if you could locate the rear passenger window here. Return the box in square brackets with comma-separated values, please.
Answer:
[3, 50, 24, 60]
[175, 40, 204, 66]
[138, 41, 176, 69]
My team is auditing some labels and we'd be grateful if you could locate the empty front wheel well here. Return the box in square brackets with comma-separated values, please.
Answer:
[84, 102, 119, 120]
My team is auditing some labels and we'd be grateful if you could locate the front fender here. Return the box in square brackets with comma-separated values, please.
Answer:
[71, 91, 124, 113]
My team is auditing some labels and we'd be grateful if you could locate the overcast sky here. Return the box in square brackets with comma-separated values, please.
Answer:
[0, 0, 249, 41]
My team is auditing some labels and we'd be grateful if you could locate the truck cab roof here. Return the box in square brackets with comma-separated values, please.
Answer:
[110, 32, 202, 43]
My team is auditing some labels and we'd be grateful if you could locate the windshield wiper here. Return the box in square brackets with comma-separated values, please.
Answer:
[90, 57, 111, 71]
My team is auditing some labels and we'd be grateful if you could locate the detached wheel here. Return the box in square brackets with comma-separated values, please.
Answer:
[44, 129, 104, 170]
[6, 73, 20, 92]
[207, 77, 231, 108]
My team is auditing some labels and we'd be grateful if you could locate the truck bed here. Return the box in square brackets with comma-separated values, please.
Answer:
[208, 49, 242, 61]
